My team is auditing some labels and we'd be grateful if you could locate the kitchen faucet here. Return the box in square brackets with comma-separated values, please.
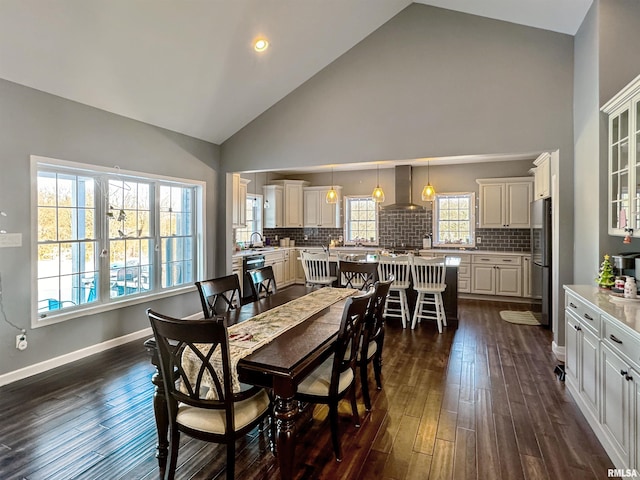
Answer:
[249, 231, 264, 248]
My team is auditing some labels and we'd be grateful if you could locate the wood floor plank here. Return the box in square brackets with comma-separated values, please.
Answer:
[0, 298, 616, 480]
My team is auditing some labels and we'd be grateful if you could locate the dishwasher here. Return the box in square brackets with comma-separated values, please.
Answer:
[242, 254, 265, 302]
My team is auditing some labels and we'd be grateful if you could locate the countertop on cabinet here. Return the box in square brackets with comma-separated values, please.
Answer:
[232, 247, 295, 258]
[419, 249, 530, 257]
[565, 284, 640, 336]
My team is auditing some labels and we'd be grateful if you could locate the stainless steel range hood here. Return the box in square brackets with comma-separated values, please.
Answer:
[381, 165, 425, 211]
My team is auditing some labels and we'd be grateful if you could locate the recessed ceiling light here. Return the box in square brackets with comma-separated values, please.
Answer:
[254, 38, 269, 52]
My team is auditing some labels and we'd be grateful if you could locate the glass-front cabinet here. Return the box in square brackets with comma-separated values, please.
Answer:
[603, 74, 640, 236]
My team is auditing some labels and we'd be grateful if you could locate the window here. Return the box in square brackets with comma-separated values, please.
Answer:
[235, 194, 263, 245]
[344, 196, 378, 245]
[33, 156, 204, 324]
[433, 193, 475, 247]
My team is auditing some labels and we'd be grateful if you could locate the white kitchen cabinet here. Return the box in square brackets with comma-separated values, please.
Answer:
[267, 180, 308, 227]
[282, 249, 295, 287]
[264, 250, 285, 286]
[565, 309, 600, 420]
[455, 254, 471, 294]
[533, 152, 551, 199]
[602, 74, 640, 237]
[470, 255, 522, 296]
[601, 344, 632, 466]
[563, 285, 640, 471]
[263, 185, 284, 228]
[303, 186, 342, 228]
[232, 174, 250, 228]
[476, 177, 533, 229]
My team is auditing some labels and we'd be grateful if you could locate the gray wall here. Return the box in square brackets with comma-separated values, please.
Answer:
[0, 78, 220, 376]
[573, 2, 601, 284]
[223, 4, 575, 346]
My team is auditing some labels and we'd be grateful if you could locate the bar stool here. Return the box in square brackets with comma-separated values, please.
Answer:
[410, 256, 447, 332]
[301, 250, 337, 287]
[377, 255, 411, 328]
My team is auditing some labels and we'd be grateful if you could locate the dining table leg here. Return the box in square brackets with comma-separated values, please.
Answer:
[273, 390, 299, 480]
[144, 338, 168, 478]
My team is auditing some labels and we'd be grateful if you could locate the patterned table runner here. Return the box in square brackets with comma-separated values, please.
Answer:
[183, 287, 358, 397]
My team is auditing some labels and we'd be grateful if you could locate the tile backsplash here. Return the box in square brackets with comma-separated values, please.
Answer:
[261, 209, 530, 252]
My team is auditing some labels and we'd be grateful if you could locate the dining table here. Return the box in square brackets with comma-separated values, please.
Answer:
[144, 284, 355, 480]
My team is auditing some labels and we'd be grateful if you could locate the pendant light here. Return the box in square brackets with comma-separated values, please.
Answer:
[326, 167, 338, 204]
[252, 173, 258, 207]
[421, 160, 436, 202]
[371, 165, 385, 203]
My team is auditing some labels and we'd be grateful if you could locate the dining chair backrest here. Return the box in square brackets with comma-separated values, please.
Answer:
[410, 256, 446, 291]
[301, 250, 333, 284]
[339, 260, 378, 291]
[195, 274, 242, 318]
[247, 265, 277, 301]
[363, 276, 394, 345]
[377, 255, 412, 289]
[146, 309, 235, 417]
[331, 288, 374, 396]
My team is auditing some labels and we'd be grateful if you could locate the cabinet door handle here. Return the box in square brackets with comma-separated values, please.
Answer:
[627, 374, 634, 382]
[583, 314, 594, 321]
[573, 324, 581, 331]
[610, 334, 623, 344]
[569, 302, 577, 309]
[621, 369, 628, 376]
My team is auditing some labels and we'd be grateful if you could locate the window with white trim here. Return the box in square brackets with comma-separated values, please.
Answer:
[234, 194, 263, 245]
[344, 196, 378, 245]
[432, 192, 476, 247]
[34, 157, 204, 323]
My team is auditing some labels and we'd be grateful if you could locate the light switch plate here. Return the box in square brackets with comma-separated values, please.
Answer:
[0, 233, 22, 248]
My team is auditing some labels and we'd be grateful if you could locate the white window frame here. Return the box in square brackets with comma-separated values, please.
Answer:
[343, 196, 379, 246]
[432, 192, 476, 248]
[30, 155, 206, 327]
[234, 194, 263, 246]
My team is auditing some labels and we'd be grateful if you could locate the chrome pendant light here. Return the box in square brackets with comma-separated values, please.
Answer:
[421, 160, 436, 202]
[371, 165, 385, 203]
[326, 167, 338, 204]
[263, 172, 270, 209]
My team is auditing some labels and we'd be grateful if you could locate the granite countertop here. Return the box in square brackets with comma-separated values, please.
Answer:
[565, 284, 640, 336]
[419, 249, 530, 256]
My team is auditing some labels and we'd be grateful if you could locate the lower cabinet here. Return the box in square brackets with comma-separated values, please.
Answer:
[471, 255, 522, 296]
[601, 344, 633, 465]
[564, 286, 640, 470]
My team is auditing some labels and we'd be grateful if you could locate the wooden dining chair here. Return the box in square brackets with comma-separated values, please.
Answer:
[338, 260, 377, 291]
[301, 250, 337, 287]
[246, 265, 277, 301]
[146, 309, 272, 480]
[195, 274, 242, 318]
[295, 288, 374, 461]
[358, 277, 393, 411]
[410, 256, 447, 332]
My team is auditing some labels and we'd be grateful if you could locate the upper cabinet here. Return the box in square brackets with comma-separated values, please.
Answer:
[602, 74, 640, 237]
[533, 152, 551, 199]
[263, 184, 284, 228]
[265, 180, 309, 228]
[303, 186, 342, 228]
[232, 174, 249, 228]
[476, 177, 533, 229]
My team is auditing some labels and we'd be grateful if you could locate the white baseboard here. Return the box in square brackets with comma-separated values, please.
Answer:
[552, 341, 566, 362]
[0, 327, 153, 387]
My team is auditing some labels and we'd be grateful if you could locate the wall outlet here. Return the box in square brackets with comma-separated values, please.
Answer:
[304, 235, 308, 240]
[477, 236, 482, 244]
[16, 333, 27, 351]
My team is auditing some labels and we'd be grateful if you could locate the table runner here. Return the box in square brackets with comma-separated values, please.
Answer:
[182, 287, 358, 398]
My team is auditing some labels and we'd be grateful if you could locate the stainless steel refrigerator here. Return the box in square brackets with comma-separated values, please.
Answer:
[531, 198, 551, 327]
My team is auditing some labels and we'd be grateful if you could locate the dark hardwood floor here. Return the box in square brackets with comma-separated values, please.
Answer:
[0, 299, 614, 479]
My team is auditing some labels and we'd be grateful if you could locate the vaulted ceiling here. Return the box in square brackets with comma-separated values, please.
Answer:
[0, 0, 592, 145]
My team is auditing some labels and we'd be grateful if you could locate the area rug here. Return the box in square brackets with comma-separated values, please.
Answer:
[499, 310, 541, 326]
